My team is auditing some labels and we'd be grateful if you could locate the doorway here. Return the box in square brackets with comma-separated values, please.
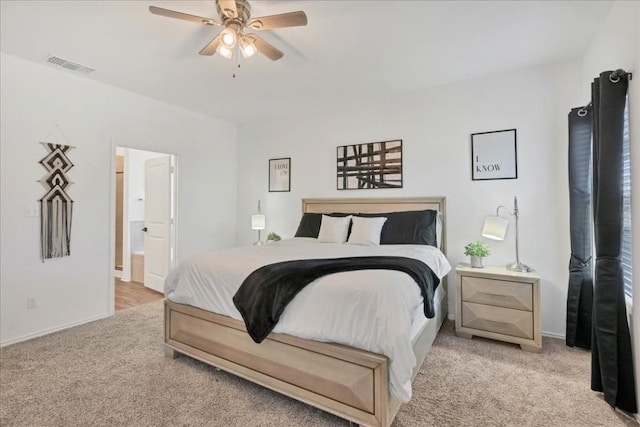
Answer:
[113, 146, 177, 311]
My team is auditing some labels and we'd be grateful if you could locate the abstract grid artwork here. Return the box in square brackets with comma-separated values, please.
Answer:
[39, 143, 74, 260]
[337, 140, 402, 190]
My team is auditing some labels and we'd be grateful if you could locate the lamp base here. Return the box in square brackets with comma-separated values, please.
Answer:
[507, 262, 532, 273]
[253, 229, 264, 246]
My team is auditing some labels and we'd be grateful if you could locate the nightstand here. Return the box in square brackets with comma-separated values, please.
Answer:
[455, 264, 541, 353]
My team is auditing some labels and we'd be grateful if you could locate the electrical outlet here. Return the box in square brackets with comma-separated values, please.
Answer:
[24, 205, 39, 217]
[26, 297, 37, 310]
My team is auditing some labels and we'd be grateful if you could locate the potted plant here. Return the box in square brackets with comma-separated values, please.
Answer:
[266, 232, 281, 243]
[464, 241, 490, 268]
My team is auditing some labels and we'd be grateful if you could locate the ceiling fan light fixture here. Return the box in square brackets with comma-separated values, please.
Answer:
[216, 44, 234, 59]
[220, 28, 237, 48]
[149, 0, 309, 63]
[239, 36, 257, 58]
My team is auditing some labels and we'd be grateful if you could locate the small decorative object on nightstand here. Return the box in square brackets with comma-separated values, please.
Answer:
[463, 241, 490, 268]
[455, 263, 541, 352]
[266, 232, 281, 243]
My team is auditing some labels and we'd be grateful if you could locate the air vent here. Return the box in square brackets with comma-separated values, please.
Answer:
[45, 55, 95, 74]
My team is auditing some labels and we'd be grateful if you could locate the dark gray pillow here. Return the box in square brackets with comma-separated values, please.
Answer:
[360, 210, 438, 246]
[294, 213, 353, 238]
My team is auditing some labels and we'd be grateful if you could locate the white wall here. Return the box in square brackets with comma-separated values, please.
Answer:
[236, 60, 583, 337]
[582, 0, 640, 413]
[0, 53, 238, 346]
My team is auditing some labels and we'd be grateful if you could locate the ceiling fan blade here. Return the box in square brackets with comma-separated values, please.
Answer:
[149, 6, 220, 26]
[217, 0, 238, 19]
[199, 35, 221, 56]
[247, 11, 307, 30]
[249, 35, 284, 61]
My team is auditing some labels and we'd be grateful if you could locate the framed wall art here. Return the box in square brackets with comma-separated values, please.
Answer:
[337, 139, 402, 190]
[269, 157, 291, 192]
[471, 129, 517, 180]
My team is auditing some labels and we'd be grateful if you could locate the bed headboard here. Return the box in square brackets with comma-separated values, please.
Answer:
[301, 197, 446, 255]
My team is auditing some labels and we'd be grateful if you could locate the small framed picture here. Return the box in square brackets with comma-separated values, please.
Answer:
[269, 157, 291, 192]
[471, 129, 517, 181]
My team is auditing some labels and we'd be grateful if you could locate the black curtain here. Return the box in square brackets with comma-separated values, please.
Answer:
[566, 108, 593, 349]
[590, 70, 636, 413]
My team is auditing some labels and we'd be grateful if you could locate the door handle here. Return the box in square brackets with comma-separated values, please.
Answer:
[142, 227, 148, 232]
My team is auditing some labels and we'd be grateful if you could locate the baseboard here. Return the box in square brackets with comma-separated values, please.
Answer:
[114, 269, 122, 279]
[541, 331, 565, 339]
[613, 407, 640, 424]
[0, 312, 112, 348]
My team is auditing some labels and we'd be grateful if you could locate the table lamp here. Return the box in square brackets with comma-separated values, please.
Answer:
[251, 200, 266, 245]
[482, 196, 532, 272]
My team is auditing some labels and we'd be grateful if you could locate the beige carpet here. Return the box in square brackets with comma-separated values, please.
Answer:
[0, 300, 636, 427]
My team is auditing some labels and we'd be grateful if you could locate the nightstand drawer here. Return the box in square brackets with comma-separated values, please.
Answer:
[461, 276, 532, 311]
[462, 302, 533, 339]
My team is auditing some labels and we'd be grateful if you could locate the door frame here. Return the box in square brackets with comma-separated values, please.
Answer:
[108, 141, 178, 314]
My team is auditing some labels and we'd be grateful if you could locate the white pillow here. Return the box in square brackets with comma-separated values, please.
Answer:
[436, 212, 443, 249]
[347, 216, 388, 246]
[317, 215, 352, 243]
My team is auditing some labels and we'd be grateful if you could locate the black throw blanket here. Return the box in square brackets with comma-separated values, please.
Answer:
[233, 256, 440, 343]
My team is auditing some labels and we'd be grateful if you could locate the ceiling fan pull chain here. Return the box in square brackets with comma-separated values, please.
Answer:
[233, 44, 241, 78]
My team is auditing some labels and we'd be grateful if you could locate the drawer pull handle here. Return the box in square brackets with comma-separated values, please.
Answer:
[485, 319, 509, 326]
[484, 292, 508, 297]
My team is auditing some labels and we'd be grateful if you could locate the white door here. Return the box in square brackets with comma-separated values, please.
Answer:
[144, 155, 171, 293]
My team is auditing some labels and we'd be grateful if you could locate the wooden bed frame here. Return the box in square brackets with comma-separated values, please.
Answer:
[164, 197, 447, 427]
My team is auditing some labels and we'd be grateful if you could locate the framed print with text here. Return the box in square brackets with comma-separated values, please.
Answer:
[471, 129, 517, 180]
[269, 157, 291, 192]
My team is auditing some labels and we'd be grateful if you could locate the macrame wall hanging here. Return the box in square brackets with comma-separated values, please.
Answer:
[38, 126, 74, 261]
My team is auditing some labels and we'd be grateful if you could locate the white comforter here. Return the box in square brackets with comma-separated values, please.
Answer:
[164, 238, 451, 402]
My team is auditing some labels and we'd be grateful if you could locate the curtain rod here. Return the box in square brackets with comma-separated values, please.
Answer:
[578, 69, 632, 116]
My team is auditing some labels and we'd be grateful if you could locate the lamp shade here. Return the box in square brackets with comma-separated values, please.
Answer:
[482, 215, 508, 241]
[251, 213, 266, 230]
[216, 44, 233, 59]
[239, 36, 257, 58]
[220, 28, 237, 48]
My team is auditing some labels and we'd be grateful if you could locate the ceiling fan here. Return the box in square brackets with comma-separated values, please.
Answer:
[149, 0, 307, 61]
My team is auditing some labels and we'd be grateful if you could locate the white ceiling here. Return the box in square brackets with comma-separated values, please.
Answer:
[1, 1, 612, 124]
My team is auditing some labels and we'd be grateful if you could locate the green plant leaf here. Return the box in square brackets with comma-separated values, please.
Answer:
[464, 241, 490, 257]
